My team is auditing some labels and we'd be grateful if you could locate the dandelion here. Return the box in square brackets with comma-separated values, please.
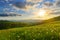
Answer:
[24, 31, 27, 34]
[51, 30, 54, 33]
[54, 28, 56, 30]
[9, 35, 10, 37]
[46, 32, 49, 34]
[21, 33, 24, 35]
[33, 39, 35, 40]
[59, 33, 60, 36]
[38, 33, 40, 35]
[18, 39, 21, 40]
[17, 35, 20, 38]
[12, 33, 15, 35]
[51, 36, 54, 39]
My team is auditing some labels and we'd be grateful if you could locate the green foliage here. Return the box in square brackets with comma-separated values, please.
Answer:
[44, 16, 60, 23]
[0, 20, 43, 29]
[0, 16, 60, 29]
[0, 20, 34, 29]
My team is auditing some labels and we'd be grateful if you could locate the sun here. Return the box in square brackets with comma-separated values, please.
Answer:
[37, 8, 52, 17]
[38, 10, 47, 17]
[34, 8, 52, 18]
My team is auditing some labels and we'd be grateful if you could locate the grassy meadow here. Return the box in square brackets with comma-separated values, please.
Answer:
[0, 16, 60, 40]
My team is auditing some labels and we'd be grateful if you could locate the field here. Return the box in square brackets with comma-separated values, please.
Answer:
[0, 16, 60, 40]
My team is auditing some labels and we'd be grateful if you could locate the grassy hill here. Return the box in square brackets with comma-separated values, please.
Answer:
[0, 16, 60, 40]
[44, 16, 60, 22]
[0, 20, 39, 29]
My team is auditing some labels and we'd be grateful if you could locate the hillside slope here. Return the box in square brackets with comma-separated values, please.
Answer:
[44, 16, 60, 23]
[0, 16, 60, 40]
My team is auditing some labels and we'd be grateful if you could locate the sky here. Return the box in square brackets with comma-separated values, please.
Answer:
[0, 0, 60, 20]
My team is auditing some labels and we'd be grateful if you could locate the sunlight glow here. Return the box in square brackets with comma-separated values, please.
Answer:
[38, 10, 47, 17]
[37, 9, 52, 17]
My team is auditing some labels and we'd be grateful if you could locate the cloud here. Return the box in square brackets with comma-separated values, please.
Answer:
[26, 0, 43, 3]
[13, 0, 43, 9]
[42, 1, 55, 9]
[26, 0, 43, 7]
[0, 12, 22, 17]
[44, 2, 53, 7]
[51, 8, 60, 14]
[13, 2, 26, 9]
[55, 0, 60, 7]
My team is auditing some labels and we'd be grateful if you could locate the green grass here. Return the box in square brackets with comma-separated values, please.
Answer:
[0, 16, 60, 40]
[0, 21, 60, 40]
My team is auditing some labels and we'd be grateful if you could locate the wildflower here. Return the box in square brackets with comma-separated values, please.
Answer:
[9, 35, 10, 37]
[18, 39, 21, 40]
[33, 39, 35, 40]
[51, 30, 54, 32]
[17, 35, 20, 38]
[51, 36, 54, 39]
[46, 32, 48, 34]
[24, 31, 27, 34]
[59, 33, 60, 36]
